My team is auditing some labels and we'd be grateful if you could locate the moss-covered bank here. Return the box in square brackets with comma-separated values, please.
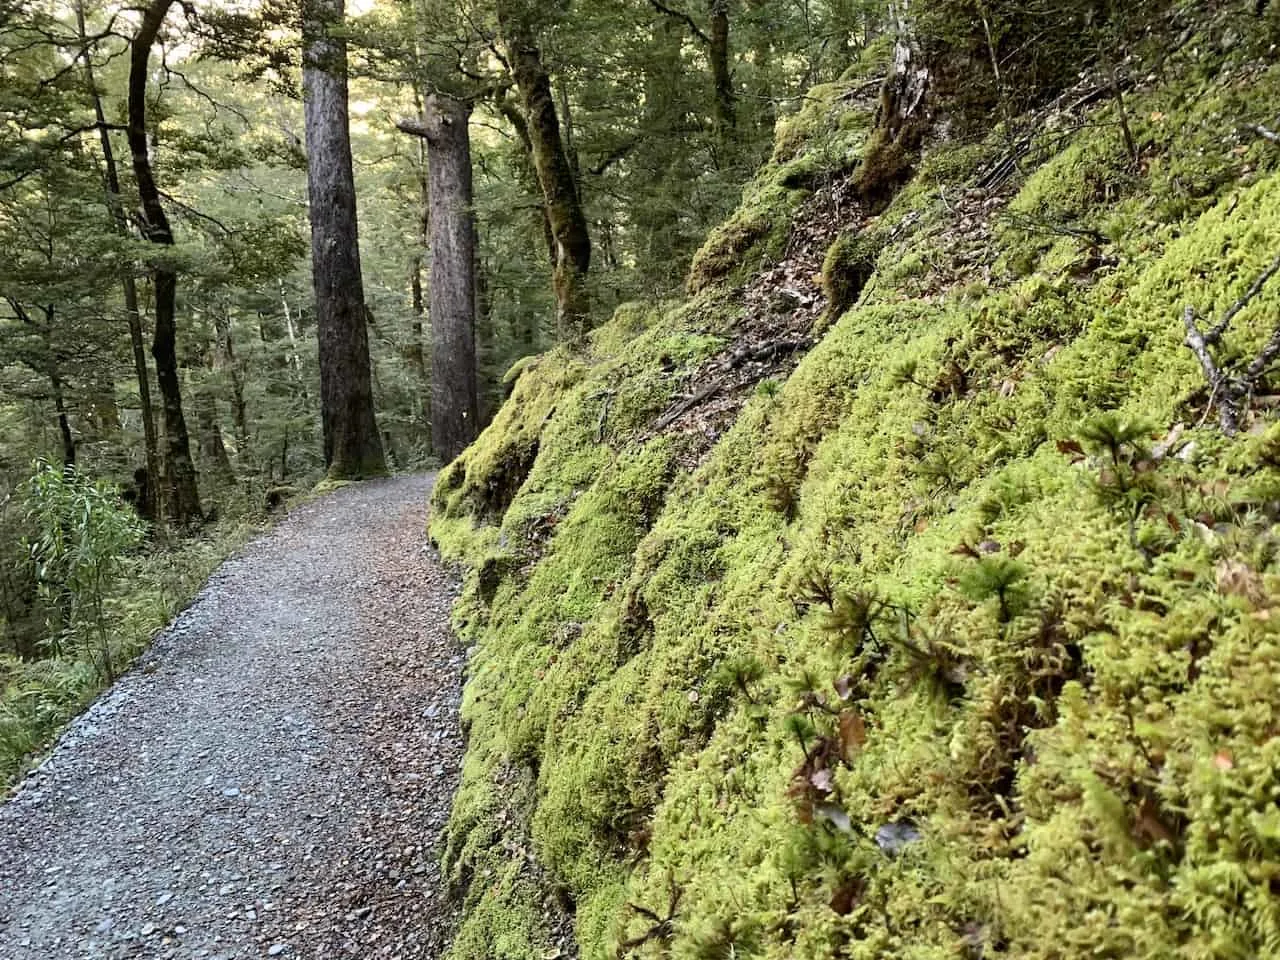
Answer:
[431, 13, 1280, 960]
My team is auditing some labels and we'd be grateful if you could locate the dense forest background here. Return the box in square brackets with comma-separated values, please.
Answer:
[0, 0, 874, 771]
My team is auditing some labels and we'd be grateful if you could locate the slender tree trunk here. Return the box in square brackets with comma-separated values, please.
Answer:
[747, 0, 775, 135]
[496, 94, 557, 269]
[128, 0, 202, 524]
[277, 281, 307, 389]
[475, 251, 494, 424]
[398, 94, 480, 462]
[708, 0, 736, 137]
[10, 300, 76, 470]
[192, 359, 234, 485]
[302, 0, 386, 479]
[407, 85, 431, 433]
[409, 257, 428, 378]
[556, 78, 583, 193]
[51, 369, 76, 470]
[77, 0, 160, 518]
[497, 5, 593, 342]
[213, 311, 250, 457]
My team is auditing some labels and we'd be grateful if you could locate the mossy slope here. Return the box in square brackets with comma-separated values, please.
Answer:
[432, 16, 1280, 960]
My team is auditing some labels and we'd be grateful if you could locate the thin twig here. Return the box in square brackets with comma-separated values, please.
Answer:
[646, 0, 710, 44]
[1183, 252, 1280, 433]
[1207, 251, 1280, 343]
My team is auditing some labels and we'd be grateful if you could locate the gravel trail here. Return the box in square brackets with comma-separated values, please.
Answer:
[0, 475, 463, 960]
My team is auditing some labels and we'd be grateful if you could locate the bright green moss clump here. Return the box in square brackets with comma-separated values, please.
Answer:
[431, 21, 1280, 960]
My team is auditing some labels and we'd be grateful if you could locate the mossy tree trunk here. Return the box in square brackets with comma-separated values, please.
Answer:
[708, 0, 735, 137]
[302, 0, 387, 480]
[128, 0, 203, 525]
[497, 5, 593, 343]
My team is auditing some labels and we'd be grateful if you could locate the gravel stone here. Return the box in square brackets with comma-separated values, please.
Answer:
[0, 475, 463, 959]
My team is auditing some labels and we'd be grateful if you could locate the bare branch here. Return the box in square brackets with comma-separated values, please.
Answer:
[1243, 122, 1280, 144]
[1206, 251, 1280, 343]
[1183, 252, 1280, 434]
[647, 0, 710, 45]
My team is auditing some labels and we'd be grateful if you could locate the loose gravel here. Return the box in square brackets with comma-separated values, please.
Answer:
[0, 475, 464, 959]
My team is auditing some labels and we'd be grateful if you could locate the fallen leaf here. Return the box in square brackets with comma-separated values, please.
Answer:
[839, 710, 867, 759]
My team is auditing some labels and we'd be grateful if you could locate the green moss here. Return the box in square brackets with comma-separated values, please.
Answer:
[821, 229, 883, 318]
[689, 76, 881, 296]
[431, 34, 1280, 960]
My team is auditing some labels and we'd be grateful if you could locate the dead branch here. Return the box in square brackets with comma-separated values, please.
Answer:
[1243, 123, 1280, 144]
[977, 139, 1030, 192]
[614, 874, 682, 959]
[1183, 252, 1280, 434]
[1207, 251, 1280, 343]
[646, 0, 710, 44]
[724, 338, 810, 370]
[655, 381, 723, 430]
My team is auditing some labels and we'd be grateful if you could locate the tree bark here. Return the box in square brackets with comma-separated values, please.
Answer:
[880, 0, 930, 142]
[78, 0, 160, 517]
[51, 368, 75, 470]
[398, 94, 480, 462]
[708, 0, 735, 136]
[128, 0, 203, 525]
[302, 0, 387, 479]
[497, 6, 593, 342]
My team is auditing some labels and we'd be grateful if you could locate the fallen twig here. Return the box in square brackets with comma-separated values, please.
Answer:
[1243, 122, 1280, 144]
[1207, 251, 1280, 343]
[655, 380, 723, 430]
[1183, 251, 1280, 434]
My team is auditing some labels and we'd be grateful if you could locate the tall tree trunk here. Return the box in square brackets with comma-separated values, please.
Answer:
[302, 0, 386, 479]
[128, 0, 202, 525]
[708, 0, 735, 136]
[497, 6, 592, 342]
[496, 93, 557, 270]
[77, 0, 160, 518]
[398, 94, 480, 462]
[407, 84, 431, 434]
[747, 0, 775, 136]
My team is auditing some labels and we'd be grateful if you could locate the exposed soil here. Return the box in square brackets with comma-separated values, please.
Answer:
[0, 475, 463, 960]
[650, 170, 870, 464]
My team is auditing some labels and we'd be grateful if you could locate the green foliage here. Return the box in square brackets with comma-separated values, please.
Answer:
[1, 499, 260, 784]
[22, 461, 145, 678]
